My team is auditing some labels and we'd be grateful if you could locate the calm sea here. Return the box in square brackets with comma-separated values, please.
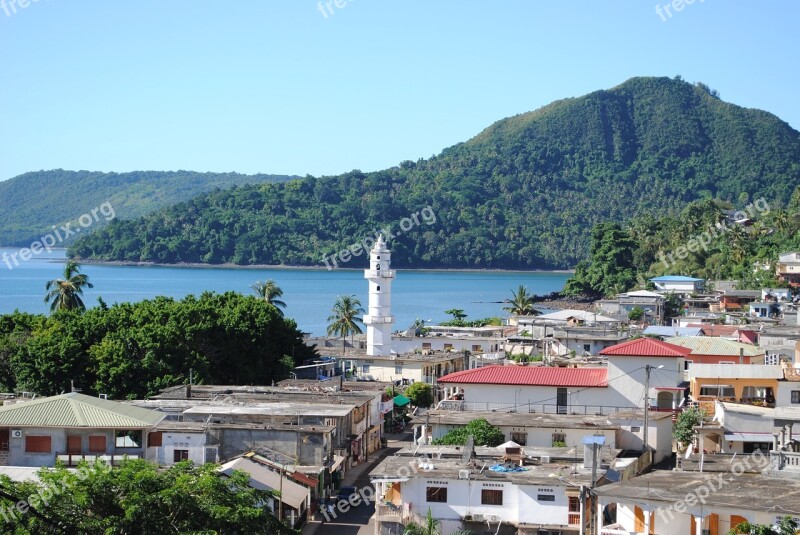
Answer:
[0, 247, 569, 336]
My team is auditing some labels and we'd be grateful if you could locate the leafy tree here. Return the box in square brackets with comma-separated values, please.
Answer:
[404, 382, 434, 408]
[402, 508, 472, 535]
[563, 223, 637, 297]
[628, 306, 645, 321]
[0, 460, 294, 534]
[432, 418, 504, 447]
[44, 261, 94, 313]
[673, 406, 704, 452]
[728, 516, 799, 535]
[444, 309, 466, 322]
[252, 279, 287, 316]
[503, 285, 538, 316]
[1, 292, 314, 398]
[327, 295, 365, 358]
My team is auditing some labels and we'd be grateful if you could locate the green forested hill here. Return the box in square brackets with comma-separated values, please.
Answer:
[0, 170, 294, 246]
[70, 76, 800, 269]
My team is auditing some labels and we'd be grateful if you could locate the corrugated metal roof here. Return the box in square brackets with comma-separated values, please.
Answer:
[642, 326, 704, 337]
[664, 336, 764, 357]
[219, 458, 309, 509]
[599, 338, 692, 357]
[0, 393, 165, 428]
[437, 366, 608, 387]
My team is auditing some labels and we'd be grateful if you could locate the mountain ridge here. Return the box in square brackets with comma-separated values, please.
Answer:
[66, 76, 800, 269]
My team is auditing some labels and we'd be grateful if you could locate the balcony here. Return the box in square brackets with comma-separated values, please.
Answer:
[56, 453, 140, 466]
[363, 315, 394, 324]
[376, 503, 404, 522]
[364, 270, 396, 279]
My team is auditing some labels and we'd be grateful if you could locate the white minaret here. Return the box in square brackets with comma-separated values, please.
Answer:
[364, 235, 395, 356]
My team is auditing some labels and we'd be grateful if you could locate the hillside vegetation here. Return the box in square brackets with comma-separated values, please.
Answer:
[0, 169, 294, 246]
[70, 77, 800, 269]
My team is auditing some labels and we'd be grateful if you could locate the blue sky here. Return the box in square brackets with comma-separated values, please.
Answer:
[0, 1, 798, 181]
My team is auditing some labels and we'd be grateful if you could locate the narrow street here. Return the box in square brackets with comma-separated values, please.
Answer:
[313, 432, 411, 535]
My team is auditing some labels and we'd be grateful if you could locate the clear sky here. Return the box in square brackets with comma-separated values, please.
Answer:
[0, 1, 798, 181]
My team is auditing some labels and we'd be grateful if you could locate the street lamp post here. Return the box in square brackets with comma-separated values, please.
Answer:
[643, 364, 664, 453]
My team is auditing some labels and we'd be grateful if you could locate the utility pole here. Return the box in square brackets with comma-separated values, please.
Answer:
[643, 364, 651, 453]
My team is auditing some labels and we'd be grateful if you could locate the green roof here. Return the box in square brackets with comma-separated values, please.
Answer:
[0, 393, 165, 428]
[664, 336, 764, 357]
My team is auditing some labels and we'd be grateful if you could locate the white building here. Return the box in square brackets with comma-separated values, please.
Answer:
[437, 338, 690, 415]
[650, 275, 705, 294]
[364, 235, 395, 357]
[370, 444, 617, 535]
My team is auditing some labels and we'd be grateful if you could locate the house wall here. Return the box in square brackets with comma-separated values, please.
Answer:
[609, 416, 673, 464]
[606, 356, 685, 409]
[686, 354, 759, 365]
[392, 337, 503, 355]
[452, 383, 613, 412]
[690, 377, 779, 403]
[7, 428, 145, 467]
[353, 357, 466, 383]
[399, 477, 574, 527]
[147, 431, 207, 466]
[612, 503, 778, 535]
[427, 423, 617, 449]
[209, 428, 328, 466]
[777, 381, 800, 408]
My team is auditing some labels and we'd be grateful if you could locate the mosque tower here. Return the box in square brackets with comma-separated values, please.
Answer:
[363, 235, 395, 356]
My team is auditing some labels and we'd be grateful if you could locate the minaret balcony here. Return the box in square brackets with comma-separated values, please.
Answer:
[363, 315, 395, 324]
[364, 269, 396, 279]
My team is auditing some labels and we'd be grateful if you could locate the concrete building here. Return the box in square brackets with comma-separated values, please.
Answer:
[777, 251, 800, 286]
[370, 444, 622, 535]
[436, 338, 690, 415]
[688, 363, 783, 412]
[0, 393, 164, 467]
[665, 336, 766, 367]
[650, 275, 705, 294]
[411, 410, 674, 464]
[595, 471, 800, 535]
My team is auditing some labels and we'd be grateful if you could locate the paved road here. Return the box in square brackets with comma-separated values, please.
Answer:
[316, 433, 411, 535]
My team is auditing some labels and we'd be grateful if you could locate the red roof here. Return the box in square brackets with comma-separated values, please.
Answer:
[437, 366, 607, 387]
[599, 337, 692, 357]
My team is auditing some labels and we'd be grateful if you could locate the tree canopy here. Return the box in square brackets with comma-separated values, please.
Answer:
[0, 292, 315, 398]
[0, 460, 294, 534]
[432, 418, 505, 447]
[69, 77, 800, 270]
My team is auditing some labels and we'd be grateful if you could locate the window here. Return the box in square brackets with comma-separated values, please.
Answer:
[583, 344, 591, 352]
[511, 431, 527, 446]
[744, 442, 772, 454]
[67, 435, 81, 453]
[115, 430, 143, 448]
[362, 364, 370, 374]
[568, 496, 580, 512]
[699, 385, 735, 399]
[472, 345, 482, 352]
[25, 435, 51, 453]
[377, 286, 381, 291]
[792, 391, 800, 404]
[426, 487, 447, 503]
[630, 426, 641, 433]
[395, 365, 402, 374]
[89, 435, 107, 453]
[538, 494, 556, 502]
[552, 433, 566, 447]
[173, 449, 189, 462]
[481, 489, 503, 505]
[148, 432, 163, 447]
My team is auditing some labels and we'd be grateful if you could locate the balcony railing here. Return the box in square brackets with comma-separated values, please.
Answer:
[434, 400, 643, 415]
[376, 503, 404, 522]
[568, 512, 581, 525]
[56, 453, 140, 466]
[771, 451, 800, 470]
[362, 315, 394, 324]
[365, 270, 396, 279]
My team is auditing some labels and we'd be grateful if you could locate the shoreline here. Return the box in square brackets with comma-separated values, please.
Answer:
[71, 258, 576, 274]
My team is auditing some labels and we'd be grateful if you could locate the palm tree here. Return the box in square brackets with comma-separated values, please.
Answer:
[502, 285, 539, 316]
[327, 295, 365, 358]
[44, 260, 94, 312]
[403, 508, 471, 535]
[251, 279, 286, 315]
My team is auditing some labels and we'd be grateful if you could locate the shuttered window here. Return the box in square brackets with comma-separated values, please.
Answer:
[148, 432, 163, 447]
[88, 435, 107, 453]
[25, 435, 52, 453]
